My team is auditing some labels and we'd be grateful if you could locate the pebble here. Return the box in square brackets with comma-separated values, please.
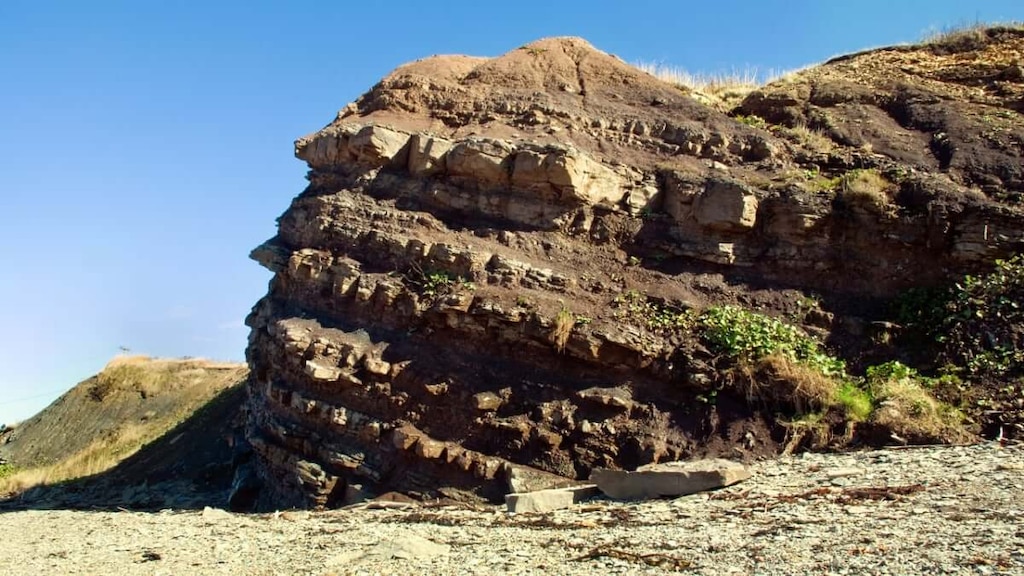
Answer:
[0, 442, 1021, 575]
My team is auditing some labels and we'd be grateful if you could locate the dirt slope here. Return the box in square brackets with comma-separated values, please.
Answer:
[0, 356, 247, 504]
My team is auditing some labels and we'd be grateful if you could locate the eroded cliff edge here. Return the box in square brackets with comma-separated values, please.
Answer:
[244, 32, 1024, 509]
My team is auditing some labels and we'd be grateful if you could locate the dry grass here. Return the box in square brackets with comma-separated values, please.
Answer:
[838, 169, 895, 214]
[779, 124, 835, 154]
[0, 423, 151, 495]
[91, 362, 168, 401]
[732, 354, 840, 415]
[870, 378, 968, 443]
[634, 61, 761, 93]
[0, 356, 246, 498]
[634, 61, 770, 110]
[731, 355, 875, 452]
[90, 355, 239, 401]
[922, 21, 1024, 54]
[549, 307, 575, 353]
[779, 412, 834, 453]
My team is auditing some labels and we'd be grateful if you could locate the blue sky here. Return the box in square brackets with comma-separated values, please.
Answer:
[1, 1, 1021, 425]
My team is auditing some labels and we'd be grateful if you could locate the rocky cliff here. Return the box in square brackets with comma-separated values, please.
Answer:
[244, 31, 1024, 509]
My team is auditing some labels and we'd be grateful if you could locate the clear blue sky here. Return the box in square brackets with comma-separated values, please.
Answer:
[1, 1, 1021, 425]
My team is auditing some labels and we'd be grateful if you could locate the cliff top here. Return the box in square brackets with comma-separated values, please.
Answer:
[307, 27, 1024, 206]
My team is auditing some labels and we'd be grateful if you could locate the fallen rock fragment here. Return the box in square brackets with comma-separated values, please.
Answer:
[826, 467, 866, 479]
[505, 484, 600, 513]
[591, 459, 751, 500]
[504, 463, 576, 494]
[200, 506, 233, 522]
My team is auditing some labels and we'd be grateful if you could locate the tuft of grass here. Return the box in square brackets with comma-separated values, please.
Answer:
[779, 412, 833, 452]
[836, 381, 873, 422]
[780, 124, 835, 154]
[865, 361, 968, 443]
[837, 169, 895, 214]
[732, 354, 840, 414]
[735, 114, 769, 129]
[633, 61, 773, 110]
[921, 21, 1023, 54]
[550, 306, 576, 353]
[408, 267, 476, 300]
[732, 355, 872, 422]
[634, 61, 762, 92]
[870, 378, 967, 443]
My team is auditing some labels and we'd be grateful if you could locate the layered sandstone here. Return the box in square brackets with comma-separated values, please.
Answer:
[244, 34, 1024, 509]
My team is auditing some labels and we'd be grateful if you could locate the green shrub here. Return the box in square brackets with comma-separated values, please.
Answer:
[412, 269, 475, 299]
[897, 255, 1024, 377]
[0, 463, 15, 479]
[700, 305, 846, 377]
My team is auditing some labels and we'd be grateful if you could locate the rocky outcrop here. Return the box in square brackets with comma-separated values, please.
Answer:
[245, 35, 1024, 509]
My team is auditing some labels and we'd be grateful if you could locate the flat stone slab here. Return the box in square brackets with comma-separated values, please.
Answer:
[591, 458, 751, 500]
[505, 484, 600, 514]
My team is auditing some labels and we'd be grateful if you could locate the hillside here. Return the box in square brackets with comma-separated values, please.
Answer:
[242, 27, 1024, 509]
[0, 356, 247, 506]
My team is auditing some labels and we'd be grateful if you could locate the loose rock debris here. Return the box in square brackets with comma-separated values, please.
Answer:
[0, 442, 1021, 575]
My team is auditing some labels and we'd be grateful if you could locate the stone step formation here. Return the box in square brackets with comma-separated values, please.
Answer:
[243, 34, 1024, 509]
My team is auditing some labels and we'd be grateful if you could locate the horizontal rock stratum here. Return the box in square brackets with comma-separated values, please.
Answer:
[244, 33, 1024, 509]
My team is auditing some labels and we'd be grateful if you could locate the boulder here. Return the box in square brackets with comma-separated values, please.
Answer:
[591, 459, 751, 500]
[503, 463, 574, 494]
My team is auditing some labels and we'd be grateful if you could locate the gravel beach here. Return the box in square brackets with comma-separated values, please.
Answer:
[1, 442, 1021, 575]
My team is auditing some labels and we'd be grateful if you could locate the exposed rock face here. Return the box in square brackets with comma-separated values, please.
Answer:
[245, 35, 1024, 509]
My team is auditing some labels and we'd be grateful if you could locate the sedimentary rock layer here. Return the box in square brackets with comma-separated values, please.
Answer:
[245, 35, 1024, 509]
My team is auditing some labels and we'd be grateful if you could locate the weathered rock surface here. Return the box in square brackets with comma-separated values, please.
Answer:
[504, 484, 600, 514]
[245, 34, 1024, 509]
[591, 458, 751, 500]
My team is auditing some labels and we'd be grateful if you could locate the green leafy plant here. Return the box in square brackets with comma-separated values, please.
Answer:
[735, 114, 769, 129]
[897, 255, 1024, 377]
[0, 463, 16, 479]
[612, 290, 694, 334]
[700, 305, 846, 377]
[411, 269, 476, 299]
[514, 295, 534, 309]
